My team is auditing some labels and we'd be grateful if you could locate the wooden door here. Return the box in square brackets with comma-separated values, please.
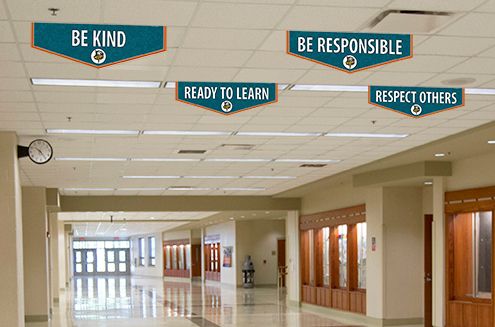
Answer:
[277, 239, 286, 287]
[191, 244, 201, 277]
[425, 214, 433, 327]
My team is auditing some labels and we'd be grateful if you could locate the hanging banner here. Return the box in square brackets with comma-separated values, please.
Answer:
[32, 22, 166, 68]
[287, 31, 412, 73]
[369, 86, 465, 118]
[176, 82, 278, 115]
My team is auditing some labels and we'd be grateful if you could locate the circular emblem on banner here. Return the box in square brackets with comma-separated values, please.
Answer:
[91, 49, 106, 64]
[411, 104, 422, 116]
[221, 100, 233, 113]
[343, 55, 357, 70]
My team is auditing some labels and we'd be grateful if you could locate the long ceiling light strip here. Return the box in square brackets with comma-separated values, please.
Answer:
[63, 187, 266, 192]
[122, 175, 295, 179]
[56, 157, 341, 163]
[31, 78, 161, 88]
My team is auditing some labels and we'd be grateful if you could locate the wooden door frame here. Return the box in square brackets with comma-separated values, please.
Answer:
[424, 214, 433, 327]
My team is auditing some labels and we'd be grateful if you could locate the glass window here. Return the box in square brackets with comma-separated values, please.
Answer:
[452, 211, 492, 300]
[119, 263, 127, 272]
[178, 245, 184, 270]
[186, 245, 191, 270]
[97, 248, 106, 272]
[172, 245, 177, 270]
[119, 250, 126, 262]
[75, 251, 82, 263]
[108, 263, 115, 272]
[148, 237, 156, 266]
[87, 263, 94, 273]
[322, 227, 330, 287]
[107, 251, 115, 262]
[165, 246, 171, 270]
[87, 251, 94, 263]
[139, 238, 145, 266]
[105, 241, 114, 249]
[76, 263, 82, 273]
[357, 223, 367, 289]
[337, 225, 348, 288]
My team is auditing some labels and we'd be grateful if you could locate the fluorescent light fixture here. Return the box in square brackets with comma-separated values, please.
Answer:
[291, 84, 368, 92]
[184, 175, 239, 179]
[142, 130, 232, 136]
[117, 188, 167, 191]
[167, 187, 213, 191]
[55, 157, 128, 162]
[434, 153, 446, 157]
[488, 140, 495, 144]
[46, 129, 139, 135]
[325, 132, 408, 138]
[243, 176, 296, 179]
[63, 188, 114, 191]
[164, 81, 176, 89]
[32, 78, 161, 88]
[122, 176, 180, 179]
[204, 158, 271, 163]
[465, 88, 495, 95]
[236, 131, 321, 137]
[221, 187, 266, 191]
[278, 84, 289, 90]
[275, 159, 340, 163]
[424, 181, 433, 185]
[131, 158, 201, 162]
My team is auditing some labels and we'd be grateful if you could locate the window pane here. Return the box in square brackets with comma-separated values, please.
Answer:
[97, 248, 106, 272]
[76, 263, 82, 273]
[119, 263, 126, 272]
[105, 241, 113, 249]
[357, 223, 367, 289]
[186, 245, 191, 270]
[119, 250, 126, 262]
[87, 251, 94, 263]
[338, 225, 347, 288]
[178, 245, 184, 270]
[87, 263, 94, 273]
[166, 246, 171, 269]
[172, 246, 177, 269]
[107, 251, 115, 262]
[108, 263, 115, 272]
[476, 212, 492, 299]
[75, 251, 82, 263]
[97, 241, 105, 249]
[322, 227, 330, 286]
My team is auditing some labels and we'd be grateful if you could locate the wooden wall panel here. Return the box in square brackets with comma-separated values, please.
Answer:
[349, 291, 366, 314]
[462, 303, 477, 327]
[477, 304, 493, 327]
[452, 213, 473, 301]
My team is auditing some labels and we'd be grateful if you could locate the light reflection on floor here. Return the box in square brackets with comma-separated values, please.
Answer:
[30, 276, 364, 327]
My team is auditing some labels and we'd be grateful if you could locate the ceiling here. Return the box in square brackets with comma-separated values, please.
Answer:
[60, 211, 217, 237]
[3, 0, 495, 196]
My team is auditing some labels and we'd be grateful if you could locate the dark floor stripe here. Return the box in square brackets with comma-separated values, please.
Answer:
[187, 317, 221, 327]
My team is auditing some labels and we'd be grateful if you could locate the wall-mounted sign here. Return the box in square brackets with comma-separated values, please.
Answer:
[223, 246, 233, 268]
[287, 31, 412, 73]
[369, 86, 464, 118]
[176, 82, 278, 115]
[32, 22, 166, 68]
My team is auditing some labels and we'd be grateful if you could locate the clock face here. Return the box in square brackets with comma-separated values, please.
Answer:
[28, 139, 53, 164]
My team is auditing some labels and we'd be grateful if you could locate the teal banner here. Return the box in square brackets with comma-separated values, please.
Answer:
[369, 86, 464, 118]
[176, 82, 278, 115]
[32, 22, 166, 68]
[287, 31, 412, 73]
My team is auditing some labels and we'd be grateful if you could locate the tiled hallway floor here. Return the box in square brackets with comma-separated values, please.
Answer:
[28, 276, 356, 327]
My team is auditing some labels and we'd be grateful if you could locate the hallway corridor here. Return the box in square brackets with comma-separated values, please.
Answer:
[29, 277, 352, 327]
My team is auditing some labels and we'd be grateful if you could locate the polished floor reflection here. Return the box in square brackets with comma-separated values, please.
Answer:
[29, 276, 358, 327]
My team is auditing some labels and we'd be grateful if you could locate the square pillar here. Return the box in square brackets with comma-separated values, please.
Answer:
[286, 210, 300, 304]
[48, 212, 60, 304]
[432, 177, 445, 327]
[0, 132, 25, 327]
[22, 187, 50, 322]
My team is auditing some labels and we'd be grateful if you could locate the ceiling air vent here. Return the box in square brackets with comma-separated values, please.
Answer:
[220, 144, 256, 151]
[368, 10, 453, 33]
[300, 164, 327, 168]
[177, 149, 207, 154]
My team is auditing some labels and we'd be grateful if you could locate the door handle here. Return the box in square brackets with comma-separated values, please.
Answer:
[425, 276, 432, 282]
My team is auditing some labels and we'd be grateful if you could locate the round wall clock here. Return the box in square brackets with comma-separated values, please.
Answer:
[27, 139, 53, 164]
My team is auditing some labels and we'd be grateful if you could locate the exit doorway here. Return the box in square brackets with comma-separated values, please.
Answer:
[73, 239, 131, 276]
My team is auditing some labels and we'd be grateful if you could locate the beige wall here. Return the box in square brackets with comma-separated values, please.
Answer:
[446, 151, 495, 191]
[22, 186, 50, 321]
[205, 221, 237, 285]
[48, 212, 59, 303]
[131, 232, 164, 278]
[0, 132, 25, 327]
[235, 219, 285, 286]
[301, 176, 367, 215]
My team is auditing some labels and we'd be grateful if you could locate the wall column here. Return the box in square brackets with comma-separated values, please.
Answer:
[366, 186, 424, 325]
[0, 132, 25, 327]
[22, 187, 50, 322]
[48, 212, 60, 305]
[286, 210, 300, 304]
[432, 177, 445, 327]
[200, 227, 205, 282]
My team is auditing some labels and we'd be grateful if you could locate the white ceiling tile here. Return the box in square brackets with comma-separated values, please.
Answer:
[416, 36, 495, 56]
[425, 73, 494, 88]
[25, 62, 98, 79]
[389, 0, 485, 11]
[379, 55, 466, 73]
[233, 68, 306, 83]
[0, 78, 31, 90]
[103, 0, 197, 26]
[245, 51, 313, 69]
[448, 57, 495, 74]
[296, 70, 371, 85]
[0, 21, 15, 42]
[6, 0, 102, 21]
[362, 72, 432, 86]
[174, 48, 252, 67]
[182, 28, 270, 50]
[167, 66, 238, 82]
[278, 6, 379, 30]
[440, 13, 495, 37]
[192, 3, 290, 29]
